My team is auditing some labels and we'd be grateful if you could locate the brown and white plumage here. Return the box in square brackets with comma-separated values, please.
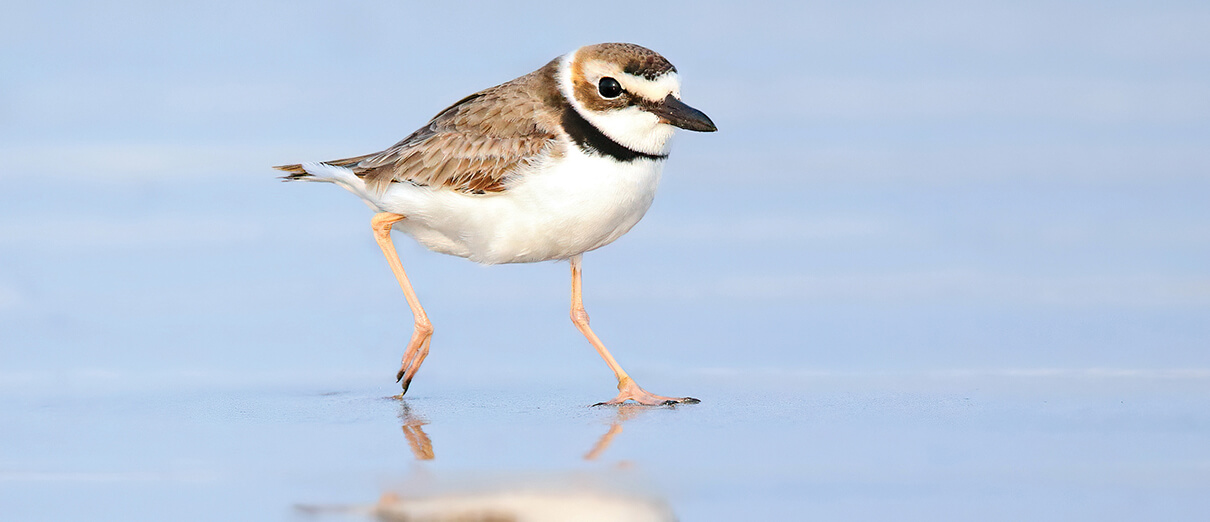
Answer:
[278, 61, 563, 195]
[276, 43, 715, 405]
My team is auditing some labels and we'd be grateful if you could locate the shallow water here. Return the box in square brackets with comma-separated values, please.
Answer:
[3, 368, 1208, 520]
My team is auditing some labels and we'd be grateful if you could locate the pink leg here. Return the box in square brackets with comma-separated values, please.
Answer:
[371, 212, 433, 395]
[569, 255, 699, 406]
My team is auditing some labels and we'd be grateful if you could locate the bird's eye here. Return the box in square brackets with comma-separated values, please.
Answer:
[597, 77, 623, 99]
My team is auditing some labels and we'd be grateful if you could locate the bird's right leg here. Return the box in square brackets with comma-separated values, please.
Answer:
[371, 212, 433, 396]
[569, 255, 699, 406]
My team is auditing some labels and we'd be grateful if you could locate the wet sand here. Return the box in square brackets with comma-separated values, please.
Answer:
[4, 368, 1208, 520]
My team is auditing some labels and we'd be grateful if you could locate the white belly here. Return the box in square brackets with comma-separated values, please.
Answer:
[376, 149, 664, 264]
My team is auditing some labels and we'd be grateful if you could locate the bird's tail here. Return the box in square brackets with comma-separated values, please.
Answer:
[274, 161, 384, 211]
[273, 153, 373, 181]
[272, 162, 314, 181]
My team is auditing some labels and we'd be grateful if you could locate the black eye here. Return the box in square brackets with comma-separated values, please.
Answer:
[597, 77, 623, 99]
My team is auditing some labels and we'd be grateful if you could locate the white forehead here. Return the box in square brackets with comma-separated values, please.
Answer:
[579, 58, 682, 101]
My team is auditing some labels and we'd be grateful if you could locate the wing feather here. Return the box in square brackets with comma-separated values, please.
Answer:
[348, 62, 562, 194]
[275, 59, 563, 193]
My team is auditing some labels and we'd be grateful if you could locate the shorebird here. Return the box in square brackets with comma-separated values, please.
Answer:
[275, 43, 715, 405]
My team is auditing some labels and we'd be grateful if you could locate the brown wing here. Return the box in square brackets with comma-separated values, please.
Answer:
[276, 59, 563, 195]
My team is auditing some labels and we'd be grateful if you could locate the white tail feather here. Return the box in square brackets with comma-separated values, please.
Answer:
[300, 162, 384, 211]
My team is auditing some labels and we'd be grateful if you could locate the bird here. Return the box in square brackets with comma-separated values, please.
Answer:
[275, 43, 716, 406]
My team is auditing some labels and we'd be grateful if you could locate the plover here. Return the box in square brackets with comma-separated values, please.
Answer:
[276, 43, 715, 405]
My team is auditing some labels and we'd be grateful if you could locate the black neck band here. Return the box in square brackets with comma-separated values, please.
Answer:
[561, 103, 668, 163]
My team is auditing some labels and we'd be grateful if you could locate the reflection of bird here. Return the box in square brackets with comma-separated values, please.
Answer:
[584, 405, 645, 461]
[276, 43, 714, 405]
[294, 404, 674, 521]
[298, 488, 675, 522]
[394, 402, 642, 462]
[398, 402, 434, 460]
[374, 490, 675, 522]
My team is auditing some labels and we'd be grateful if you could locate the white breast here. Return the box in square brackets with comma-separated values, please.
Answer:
[374, 146, 664, 264]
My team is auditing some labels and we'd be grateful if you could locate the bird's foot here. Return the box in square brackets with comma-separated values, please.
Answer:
[395, 378, 412, 398]
[393, 329, 432, 398]
[386, 365, 415, 400]
[593, 377, 700, 407]
[394, 369, 418, 398]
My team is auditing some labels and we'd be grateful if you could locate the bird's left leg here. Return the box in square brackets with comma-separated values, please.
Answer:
[569, 255, 699, 406]
[371, 212, 433, 396]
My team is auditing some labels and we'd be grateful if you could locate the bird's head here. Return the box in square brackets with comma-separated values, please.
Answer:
[559, 43, 716, 158]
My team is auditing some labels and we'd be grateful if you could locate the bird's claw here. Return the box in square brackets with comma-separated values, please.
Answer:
[593, 379, 700, 406]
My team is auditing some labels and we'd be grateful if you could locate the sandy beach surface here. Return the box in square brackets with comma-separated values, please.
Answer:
[5, 367, 1209, 520]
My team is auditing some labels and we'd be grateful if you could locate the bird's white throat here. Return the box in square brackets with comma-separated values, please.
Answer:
[558, 51, 677, 157]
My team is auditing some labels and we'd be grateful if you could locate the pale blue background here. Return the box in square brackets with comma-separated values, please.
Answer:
[2, 1, 1208, 520]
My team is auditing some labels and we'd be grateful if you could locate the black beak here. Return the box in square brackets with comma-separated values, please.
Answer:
[649, 94, 717, 132]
